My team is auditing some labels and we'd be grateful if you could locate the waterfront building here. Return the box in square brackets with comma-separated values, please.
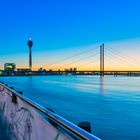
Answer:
[17, 68, 30, 72]
[4, 63, 16, 71]
[73, 68, 77, 72]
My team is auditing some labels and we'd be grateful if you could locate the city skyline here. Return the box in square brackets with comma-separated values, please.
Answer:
[0, 0, 140, 70]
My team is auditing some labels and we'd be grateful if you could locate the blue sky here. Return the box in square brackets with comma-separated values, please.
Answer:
[0, 0, 140, 70]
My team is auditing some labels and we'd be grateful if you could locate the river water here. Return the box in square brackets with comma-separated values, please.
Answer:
[0, 75, 140, 140]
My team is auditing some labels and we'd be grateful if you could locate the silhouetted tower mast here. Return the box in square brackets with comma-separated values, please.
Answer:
[100, 43, 104, 74]
[27, 37, 33, 71]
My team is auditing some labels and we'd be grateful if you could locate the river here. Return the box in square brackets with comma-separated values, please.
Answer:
[0, 75, 140, 140]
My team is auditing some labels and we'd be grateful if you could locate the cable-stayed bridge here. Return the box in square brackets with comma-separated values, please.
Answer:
[40, 43, 140, 75]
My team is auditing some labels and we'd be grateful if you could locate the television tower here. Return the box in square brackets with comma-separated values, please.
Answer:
[27, 37, 33, 71]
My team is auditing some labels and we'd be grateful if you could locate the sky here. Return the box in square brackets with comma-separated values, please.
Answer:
[0, 0, 140, 70]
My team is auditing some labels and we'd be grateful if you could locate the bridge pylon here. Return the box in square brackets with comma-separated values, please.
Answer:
[100, 43, 104, 75]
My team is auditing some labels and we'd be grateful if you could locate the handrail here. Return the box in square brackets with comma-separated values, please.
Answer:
[0, 82, 100, 140]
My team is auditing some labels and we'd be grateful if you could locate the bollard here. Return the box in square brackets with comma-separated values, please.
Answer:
[12, 94, 17, 104]
[45, 107, 58, 127]
[18, 91, 23, 95]
[9, 87, 14, 89]
[78, 121, 91, 133]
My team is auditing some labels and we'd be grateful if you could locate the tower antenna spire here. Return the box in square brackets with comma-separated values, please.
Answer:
[29, 33, 32, 40]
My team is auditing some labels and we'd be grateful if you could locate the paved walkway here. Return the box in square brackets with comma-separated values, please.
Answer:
[0, 112, 9, 140]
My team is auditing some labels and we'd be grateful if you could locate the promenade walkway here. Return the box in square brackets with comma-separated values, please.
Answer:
[0, 111, 9, 140]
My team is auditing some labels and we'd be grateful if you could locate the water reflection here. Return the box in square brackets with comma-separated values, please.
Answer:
[100, 76, 105, 94]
